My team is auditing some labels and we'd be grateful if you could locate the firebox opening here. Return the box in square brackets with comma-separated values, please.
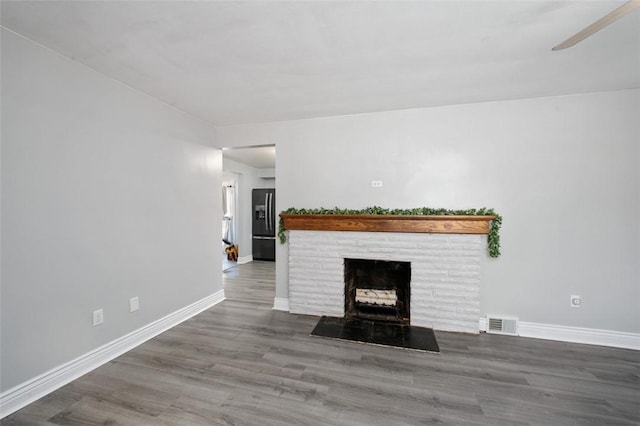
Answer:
[344, 258, 411, 324]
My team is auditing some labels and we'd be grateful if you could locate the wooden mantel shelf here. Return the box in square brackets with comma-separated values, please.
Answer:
[280, 214, 497, 235]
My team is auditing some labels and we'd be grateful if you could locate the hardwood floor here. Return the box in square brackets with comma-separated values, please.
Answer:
[3, 261, 639, 425]
[222, 260, 276, 305]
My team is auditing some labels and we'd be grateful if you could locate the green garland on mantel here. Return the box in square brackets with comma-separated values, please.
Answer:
[278, 206, 503, 258]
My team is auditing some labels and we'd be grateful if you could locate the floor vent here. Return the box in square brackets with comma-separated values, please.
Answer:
[486, 315, 518, 336]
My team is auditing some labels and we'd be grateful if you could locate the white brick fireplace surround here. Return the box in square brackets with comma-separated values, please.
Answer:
[288, 230, 483, 333]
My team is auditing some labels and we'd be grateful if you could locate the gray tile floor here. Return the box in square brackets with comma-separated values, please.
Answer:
[2, 261, 639, 425]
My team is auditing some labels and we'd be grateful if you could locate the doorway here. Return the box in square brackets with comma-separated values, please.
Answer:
[221, 145, 276, 290]
[222, 174, 238, 271]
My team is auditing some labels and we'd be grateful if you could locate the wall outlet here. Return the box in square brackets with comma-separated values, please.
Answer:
[570, 295, 581, 308]
[371, 180, 383, 188]
[129, 296, 139, 312]
[92, 309, 104, 326]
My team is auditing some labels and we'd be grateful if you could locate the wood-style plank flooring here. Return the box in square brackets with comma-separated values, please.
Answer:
[3, 261, 639, 425]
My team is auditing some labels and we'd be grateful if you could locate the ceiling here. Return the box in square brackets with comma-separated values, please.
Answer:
[1, 1, 638, 130]
[222, 145, 276, 169]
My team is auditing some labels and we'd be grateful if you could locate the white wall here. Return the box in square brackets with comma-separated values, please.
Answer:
[217, 89, 640, 334]
[223, 158, 275, 260]
[1, 29, 222, 391]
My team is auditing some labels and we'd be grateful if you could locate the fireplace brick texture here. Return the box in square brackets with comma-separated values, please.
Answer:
[288, 230, 482, 333]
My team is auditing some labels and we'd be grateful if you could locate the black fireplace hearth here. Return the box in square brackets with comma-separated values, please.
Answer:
[310, 316, 439, 353]
[310, 258, 438, 352]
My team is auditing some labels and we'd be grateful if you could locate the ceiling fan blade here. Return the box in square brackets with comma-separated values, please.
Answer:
[552, 0, 640, 51]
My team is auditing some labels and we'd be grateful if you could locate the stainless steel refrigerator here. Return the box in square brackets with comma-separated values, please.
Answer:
[252, 188, 276, 261]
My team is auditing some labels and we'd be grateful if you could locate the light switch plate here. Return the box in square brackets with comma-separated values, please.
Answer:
[130, 297, 139, 312]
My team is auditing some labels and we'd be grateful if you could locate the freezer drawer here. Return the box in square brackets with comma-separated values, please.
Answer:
[252, 236, 275, 261]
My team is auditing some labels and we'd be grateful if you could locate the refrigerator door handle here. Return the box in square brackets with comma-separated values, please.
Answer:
[268, 192, 273, 232]
[268, 193, 272, 232]
[264, 193, 269, 232]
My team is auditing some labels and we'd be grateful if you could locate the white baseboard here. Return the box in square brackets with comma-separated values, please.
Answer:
[479, 317, 639, 350]
[0, 289, 225, 419]
[273, 297, 290, 311]
[518, 321, 640, 350]
[237, 255, 253, 264]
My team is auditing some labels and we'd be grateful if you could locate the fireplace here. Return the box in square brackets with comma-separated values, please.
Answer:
[287, 230, 482, 334]
[283, 212, 493, 333]
[344, 258, 411, 324]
